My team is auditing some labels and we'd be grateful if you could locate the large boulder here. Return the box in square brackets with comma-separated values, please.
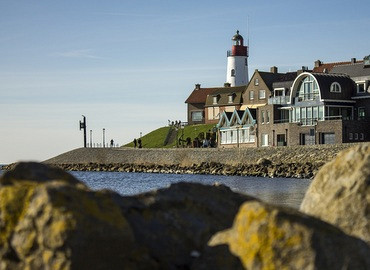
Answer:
[300, 143, 370, 243]
[0, 162, 154, 269]
[207, 201, 370, 269]
[114, 182, 253, 269]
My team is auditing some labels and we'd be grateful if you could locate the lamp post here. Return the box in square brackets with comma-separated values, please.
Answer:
[90, 130, 92, 148]
[79, 115, 87, 148]
[103, 128, 105, 148]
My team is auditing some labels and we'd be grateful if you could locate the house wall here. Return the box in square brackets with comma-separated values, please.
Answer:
[242, 72, 270, 106]
[354, 98, 370, 120]
[205, 105, 241, 124]
[187, 103, 205, 125]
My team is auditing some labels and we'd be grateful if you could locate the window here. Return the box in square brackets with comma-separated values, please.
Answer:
[330, 82, 341, 93]
[261, 111, 265, 124]
[357, 82, 365, 93]
[191, 111, 203, 122]
[259, 90, 266, 99]
[296, 75, 319, 101]
[360, 133, 364, 140]
[231, 69, 235, 77]
[254, 78, 259, 85]
[349, 133, 353, 140]
[228, 95, 234, 103]
[358, 107, 365, 120]
[213, 96, 218, 104]
[249, 90, 254, 100]
[266, 111, 270, 123]
[261, 134, 269, 146]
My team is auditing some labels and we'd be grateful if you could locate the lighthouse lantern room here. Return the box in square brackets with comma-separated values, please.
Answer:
[226, 30, 249, 87]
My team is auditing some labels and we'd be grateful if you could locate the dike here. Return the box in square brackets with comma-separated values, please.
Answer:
[2, 143, 364, 178]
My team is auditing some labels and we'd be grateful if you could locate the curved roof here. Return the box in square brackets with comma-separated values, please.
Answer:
[290, 72, 354, 102]
[232, 30, 243, 41]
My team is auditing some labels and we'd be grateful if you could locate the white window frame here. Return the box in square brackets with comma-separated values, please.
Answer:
[259, 89, 266, 99]
[255, 78, 259, 85]
[191, 111, 203, 122]
[330, 82, 341, 93]
[249, 90, 254, 100]
[213, 96, 218, 104]
[356, 81, 366, 93]
[228, 95, 234, 103]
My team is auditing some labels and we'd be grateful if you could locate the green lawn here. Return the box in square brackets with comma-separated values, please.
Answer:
[123, 124, 216, 148]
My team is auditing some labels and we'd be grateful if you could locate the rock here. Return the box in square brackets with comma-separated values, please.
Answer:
[0, 162, 154, 269]
[114, 182, 254, 269]
[300, 143, 370, 243]
[208, 201, 370, 269]
[257, 158, 272, 166]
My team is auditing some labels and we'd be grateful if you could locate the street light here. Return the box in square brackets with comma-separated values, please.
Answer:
[103, 128, 105, 148]
[90, 130, 93, 148]
[79, 115, 87, 148]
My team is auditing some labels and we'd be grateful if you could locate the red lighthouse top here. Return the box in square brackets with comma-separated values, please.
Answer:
[229, 30, 248, 57]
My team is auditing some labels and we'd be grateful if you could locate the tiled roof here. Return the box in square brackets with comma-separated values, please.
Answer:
[313, 61, 364, 73]
[205, 85, 246, 106]
[330, 62, 370, 78]
[185, 85, 246, 104]
[185, 88, 217, 104]
[258, 71, 296, 90]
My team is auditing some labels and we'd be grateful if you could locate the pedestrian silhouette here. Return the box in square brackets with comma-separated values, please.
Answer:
[133, 138, 137, 148]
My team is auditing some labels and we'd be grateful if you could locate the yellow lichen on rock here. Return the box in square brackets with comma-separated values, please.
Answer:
[0, 182, 36, 244]
[209, 201, 314, 270]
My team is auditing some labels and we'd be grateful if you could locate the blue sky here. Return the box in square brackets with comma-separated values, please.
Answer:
[1, 0, 370, 164]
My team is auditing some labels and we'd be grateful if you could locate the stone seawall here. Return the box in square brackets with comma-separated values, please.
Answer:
[3, 143, 363, 178]
[44, 143, 359, 166]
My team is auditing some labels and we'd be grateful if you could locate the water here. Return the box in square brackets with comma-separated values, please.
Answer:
[0, 168, 311, 209]
[70, 171, 311, 209]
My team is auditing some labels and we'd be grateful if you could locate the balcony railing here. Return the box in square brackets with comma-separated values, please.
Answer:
[268, 96, 290, 105]
[295, 93, 320, 102]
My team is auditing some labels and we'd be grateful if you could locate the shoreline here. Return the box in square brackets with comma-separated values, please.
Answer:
[35, 161, 321, 179]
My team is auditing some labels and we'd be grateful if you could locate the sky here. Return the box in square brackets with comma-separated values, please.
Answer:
[1, 0, 370, 164]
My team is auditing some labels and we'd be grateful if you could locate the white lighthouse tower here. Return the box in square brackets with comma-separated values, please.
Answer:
[226, 30, 249, 86]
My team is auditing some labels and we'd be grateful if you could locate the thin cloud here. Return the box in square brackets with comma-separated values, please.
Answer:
[53, 49, 105, 60]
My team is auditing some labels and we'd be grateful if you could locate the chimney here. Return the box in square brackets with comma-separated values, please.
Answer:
[351, 58, 356, 64]
[224, 82, 231, 87]
[323, 68, 328, 73]
[195, 84, 201, 90]
[314, 60, 322, 68]
[270, 66, 278, 73]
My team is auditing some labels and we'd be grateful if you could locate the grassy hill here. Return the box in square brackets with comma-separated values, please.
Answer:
[123, 124, 216, 148]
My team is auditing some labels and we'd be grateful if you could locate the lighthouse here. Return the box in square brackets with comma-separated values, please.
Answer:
[226, 30, 249, 86]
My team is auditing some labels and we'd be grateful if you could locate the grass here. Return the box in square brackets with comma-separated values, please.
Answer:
[123, 124, 216, 148]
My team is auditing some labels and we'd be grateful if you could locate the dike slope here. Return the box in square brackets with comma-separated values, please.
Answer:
[32, 143, 366, 178]
[44, 144, 359, 166]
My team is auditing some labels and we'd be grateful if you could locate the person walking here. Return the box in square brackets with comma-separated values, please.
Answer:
[133, 138, 137, 148]
[110, 139, 114, 147]
[138, 138, 142, 148]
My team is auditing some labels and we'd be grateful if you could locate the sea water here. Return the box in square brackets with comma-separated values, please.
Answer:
[0, 168, 311, 209]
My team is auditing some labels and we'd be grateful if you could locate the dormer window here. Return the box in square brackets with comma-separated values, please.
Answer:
[213, 96, 218, 104]
[228, 94, 235, 103]
[357, 82, 365, 93]
[254, 78, 259, 86]
[330, 82, 341, 93]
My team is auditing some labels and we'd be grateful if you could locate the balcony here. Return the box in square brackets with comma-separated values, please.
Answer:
[268, 96, 290, 105]
[295, 93, 320, 103]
